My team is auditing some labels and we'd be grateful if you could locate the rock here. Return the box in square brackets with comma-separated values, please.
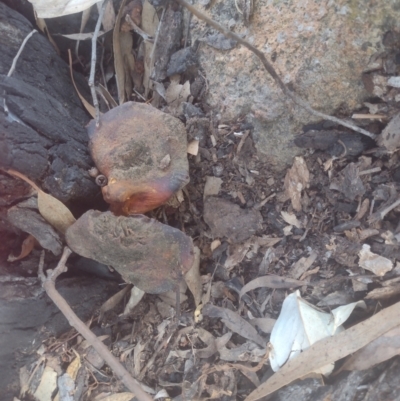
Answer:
[203, 197, 262, 243]
[167, 46, 198, 77]
[190, 0, 400, 170]
[87, 102, 190, 215]
[7, 198, 62, 255]
[66, 210, 195, 294]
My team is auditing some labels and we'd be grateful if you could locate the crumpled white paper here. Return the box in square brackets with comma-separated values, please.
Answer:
[269, 290, 365, 374]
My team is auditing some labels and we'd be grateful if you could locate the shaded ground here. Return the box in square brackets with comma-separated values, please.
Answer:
[3, 1, 400, 401]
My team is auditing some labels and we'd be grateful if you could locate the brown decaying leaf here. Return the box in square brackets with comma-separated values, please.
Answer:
[249, 317, 276, 334]
[120, 30, 135, 99]
[100, 0, 116, 31]
[224, 241, 252, 270]
[290, 250, 318, 279]
[244, 300, 400, 401]
[67, 49, 96, 118]
[284, 156, 309, 212]
[34, 12, 60, 54]
[99, 284, 133, 322]
[74, 5, 92, 56]
[7, 234, 37, 262]
[203, 176, 222, 199]
[6, 169, 76, 235]
[358, 244, 393, 276]
[113, 0, 128, 104]
[184, 246, 202, 307]
[202, 304, 266, 347]
[141, 0, 159, 97]
[340, 325, 400, 371]
[377, 112, 400, 152]
[187, 139, 199, 156]
[239, 275, 306, 298]
[121, 0, 142, 30]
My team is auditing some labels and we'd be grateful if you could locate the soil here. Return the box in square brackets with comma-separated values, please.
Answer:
[2, 1, 400, 401]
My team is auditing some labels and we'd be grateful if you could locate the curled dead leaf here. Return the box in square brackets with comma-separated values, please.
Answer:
[6, 169, 76, 235]
[7, 234, 37, 262]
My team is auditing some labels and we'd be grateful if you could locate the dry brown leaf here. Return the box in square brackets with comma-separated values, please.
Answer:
[63, 31, 108, 40]
[187, 139, 199, 156]
[74, 5, 92, 56]
[240, 275, 306, 298]
[359, 244, 393, 276]
[377, 113, 400, 152]
[120, 31, 135, 100]
[195, 329, 231, 359]
[184, 246, 202, 307]
[141, 0, 159, 97]
[165, 78, 191, 113]
[114, 0, 128, 104]
[290, 251, 318, 279]
[341, 325, 400, 371]
[7, 234, 36, 262]
[203, 176, 222, 199]
[284, 156, 309, 212]
[122, 286, 145, 316]
[98, 394, 136, 401]
[34, 12, 60, 54]
[225, 241, 252, 270]
[68, 49, 96, 118]
[97, 83, 118, 109]
[6, 169, 76, 235]
[365, 284, 400, 300]
[244, 300, 400, 401]
[203, 304, 266, 347]
[280, 211, 302, 228]
[256, 236, 282, 247]
[38, 191, 76, 235]
[99, 284, 133, 322]
[249, 317, 276, 334]
[99, 0, 116, 31]
[66, 355, 81, 380]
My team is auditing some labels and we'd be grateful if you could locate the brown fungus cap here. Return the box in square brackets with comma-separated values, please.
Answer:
[87, 102, 190, 215]
[66, 210, 195, 294]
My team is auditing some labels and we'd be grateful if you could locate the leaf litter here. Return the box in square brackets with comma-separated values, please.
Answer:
[12, 2, 400, 401]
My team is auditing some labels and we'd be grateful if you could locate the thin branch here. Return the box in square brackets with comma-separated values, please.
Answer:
[39, 247, 153, 401]
[7, 29, 37, 77]
[174, 0, 377, 140]
[89, 0, 108, 127]
[125, 14, 154, 42]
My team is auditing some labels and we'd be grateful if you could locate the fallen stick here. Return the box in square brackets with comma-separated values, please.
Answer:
[38, 247, 153, 401]
[174, 0, 377, 140]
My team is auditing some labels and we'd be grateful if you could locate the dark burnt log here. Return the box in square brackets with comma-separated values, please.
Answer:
[0, 2, 97, 203]
[0, 2, 100, 259]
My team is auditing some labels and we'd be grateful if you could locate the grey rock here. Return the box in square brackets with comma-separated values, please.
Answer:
[190, 0, 400, 170]
[203, 197, 262, 243]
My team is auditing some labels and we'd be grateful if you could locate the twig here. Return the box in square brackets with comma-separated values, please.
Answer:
[7, 29, 37, 77]
[369, 197, 400, 223]
[125, 14, 154, 42]
[359, 166, 382, 176]
[89, 0, 108, 127]
[39, 247, 153, 401]
[174, 0, 377, 140]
